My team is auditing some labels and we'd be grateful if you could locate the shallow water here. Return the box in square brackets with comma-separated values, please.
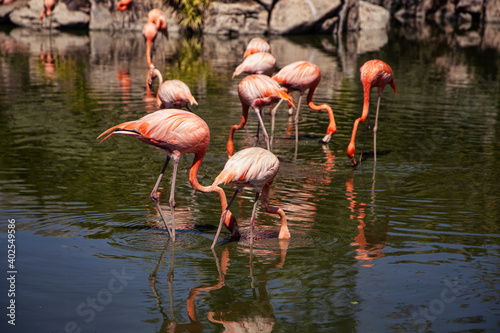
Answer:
[0, 25, 499, 332]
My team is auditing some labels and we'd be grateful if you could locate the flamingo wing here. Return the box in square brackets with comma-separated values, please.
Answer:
[238, 75, 295, 109]
[158, 80, 198, 109]
[273, 61, 320, 92]
[98, 109, 209, 154]
[232, 52, 276, 78]
[213, 147, 279, 190]
[243, 38, 271, 58]
[360, 59, 396, 93]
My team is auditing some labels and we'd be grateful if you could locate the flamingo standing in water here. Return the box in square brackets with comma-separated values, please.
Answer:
[98, 109, 239, 242]
[147, 9, 169, 39]
[211, 147, 290, 248]
[227, 74, 294, 156]
[243, 38, 271, 59]
[143, 22, 158, 68]
[232, 52, 276, 79]
[116, 0, 132, 11]
[39, 0, 56, 24]
[272, 61, 337, 144]
[347, 59, 397, 166]
[147, 65, 198, 111]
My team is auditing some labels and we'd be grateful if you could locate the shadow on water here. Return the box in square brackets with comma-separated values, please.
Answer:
[0, 22, 499, 332]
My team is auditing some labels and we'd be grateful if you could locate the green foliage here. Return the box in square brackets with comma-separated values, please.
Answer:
[177, 0, 212, 32]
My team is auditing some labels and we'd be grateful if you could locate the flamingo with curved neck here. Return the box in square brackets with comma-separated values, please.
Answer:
[347, 60, 397, 166]
[98, 109, 239, 242]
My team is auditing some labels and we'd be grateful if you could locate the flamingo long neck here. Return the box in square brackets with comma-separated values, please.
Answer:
[227, 103, 249, 156]
[346, 83, 373, 163]
[260, 183, 289, 239]
[361, 83, 372, 122]
[146, 40, 153, 68]
[306, 85, 337, 135]
[152, 68, 163, 107]
[189, 153, 239, 236]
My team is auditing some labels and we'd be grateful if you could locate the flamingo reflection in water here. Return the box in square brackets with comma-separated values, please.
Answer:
[149, 238, 289, 332]
[116, 68, 132, 113]
[98, 109, 239, 242]
[345, 171, 389, 267]
[40, 46, 56, 80]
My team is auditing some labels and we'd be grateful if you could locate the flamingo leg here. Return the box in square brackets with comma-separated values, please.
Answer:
[373, 94, 382, 164]
[359, 109, 371, 165]
[150, 156, 174, 240]
[253, 107, 270, 151]
[249, 191, 261, 246]
[261, 183, 290, 239]
[270, 99, 284, 149]
[227, 106, 249, 156]
[254, 111, 261, 146]
[294, 93, 304, 146]
[168, 158, 180, 242]
[212, 188, 239, 248]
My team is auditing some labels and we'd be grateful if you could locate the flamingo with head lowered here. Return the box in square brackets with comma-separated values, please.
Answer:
[243, 38, 271, 59]
[232, 52, 276, 79]
[98, 109, 239, 242]
[143, 22, 158, 68]
[147, 9, 169, 39]
[147, 65, 198, 111]
[211, 147, 290, 248]
[347, 59, 397, 166]
[272, 61, 337, 144]
[227, 74, 294, 156]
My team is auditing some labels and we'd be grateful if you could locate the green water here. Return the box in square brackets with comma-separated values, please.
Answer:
[0, 25, 498, 332]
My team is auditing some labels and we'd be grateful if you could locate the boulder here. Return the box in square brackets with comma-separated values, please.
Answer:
[0, 0, 28, 22]
[269, 0, 342, 34]
[484, 0, 500, 23]
[9, 0, 89, 29]
[358, 1, 390, 31]
[203, 1, 267, 35]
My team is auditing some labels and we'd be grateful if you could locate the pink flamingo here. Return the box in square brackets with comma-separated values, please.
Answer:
[116, 0, 132, 11]
[347, 59, 397, 166]
[232, 52, 276, 79]
[227, 74, 294, 156]
[39, 0, 56, 21]
[143, 22, 158, 68]
[272, 61, 337, 144]
[243, 38, 271, 59]
[148, 65, 198, 111]
[147, 9, 168, 38]
[98, 109, 239, 242]
[211, 147, 290, 248]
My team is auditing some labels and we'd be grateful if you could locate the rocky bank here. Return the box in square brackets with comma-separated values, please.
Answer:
[0, 0, 499, 35]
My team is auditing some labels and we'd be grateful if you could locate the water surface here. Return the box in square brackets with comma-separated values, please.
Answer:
[0, 25, 499, 332]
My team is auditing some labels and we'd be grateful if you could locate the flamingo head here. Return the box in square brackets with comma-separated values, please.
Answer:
[347, 142, 357, 166]
[225, 212, 240, 240]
